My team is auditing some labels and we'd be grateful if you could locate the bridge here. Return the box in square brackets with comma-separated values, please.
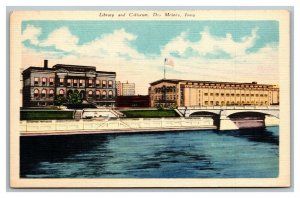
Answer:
[177, 106, 279, 130]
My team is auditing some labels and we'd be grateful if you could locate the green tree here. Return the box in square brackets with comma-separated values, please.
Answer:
[67, 92, 82, 106]
[54, 95, 67, 106]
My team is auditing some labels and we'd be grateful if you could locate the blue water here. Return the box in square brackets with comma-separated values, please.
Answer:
[20, 126, 279, 178]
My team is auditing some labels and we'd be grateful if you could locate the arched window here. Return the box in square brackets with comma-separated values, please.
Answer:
[96, 90, 101, 99]
[102, 90, 107, 99]
[59, 89, 64, 96]
[88, 90, 93, 97]
[34, 89, 39, 98]
[41, 89, 47, 98]
[49, 89, 54, 98]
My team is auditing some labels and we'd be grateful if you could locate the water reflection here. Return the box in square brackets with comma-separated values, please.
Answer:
[214, 127, 279, 145]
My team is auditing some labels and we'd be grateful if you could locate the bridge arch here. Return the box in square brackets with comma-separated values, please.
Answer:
[226, 110, 279, 119]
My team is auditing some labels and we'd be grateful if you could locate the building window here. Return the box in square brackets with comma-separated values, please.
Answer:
[246, 94, 249, 97]
[34, 77, 39, 85]
[102, 80, 107, 88]
[79, 79, 83, 87]
[59, 89, 64, 96]
[96, 80, 100, 87]
[49, 78, 54, 86]
[231, 94, 234, 96]
[216, 101, 219, 105]
[59, 78, 64, 86]
[236, 94, 240, 97]
[49, 89, 54, 98]
[67, 79, 72, 87]
[102, 90, 107, 99]
[88, 90, 93, 97]
[221, 93, 224, 96]
[216, 93, 219, 96]
[42, 77, 47, 86]
[210, 101, 213, 105]
[88, 79, 93, 87]
[73, 79, 78, 87]
[96, 90, 101, 99]
[205, 101, 208, 105]
[34, 89, 39, 98]
[108, 90, 113, 99]
[210, 93, 213, 96]
[41, 89, 47, 98]
[108, 81, 113, 88]
[204, 93, 208, 96]
[251, 94, 254, 97]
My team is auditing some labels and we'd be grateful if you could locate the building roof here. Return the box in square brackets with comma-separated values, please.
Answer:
[22, 64, 116, 75]
[53, 64, 96, 72]
[149, 78, 278, 87]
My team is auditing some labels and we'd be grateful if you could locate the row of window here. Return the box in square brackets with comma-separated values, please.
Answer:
[33, 89, 114, 99]
[154, 95, 176, 100]
[203, 93, 268, 97]
[154, 86, 176, 93]
[33, 77, 114, 88]
[184, 82, 270, 88]
[203, 101, 269, 105]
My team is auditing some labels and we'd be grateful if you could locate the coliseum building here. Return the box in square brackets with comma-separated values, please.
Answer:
[22, 60, 116, 107]
[149, 79, 279, 108]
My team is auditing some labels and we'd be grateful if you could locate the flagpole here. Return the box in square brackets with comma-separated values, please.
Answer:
[164, 58, 166, 79]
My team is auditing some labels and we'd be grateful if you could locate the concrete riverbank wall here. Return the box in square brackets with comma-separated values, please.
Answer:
[20, 117, 215, 136]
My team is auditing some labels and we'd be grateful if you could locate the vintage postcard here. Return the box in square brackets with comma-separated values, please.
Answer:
[10, 10, 290, 188]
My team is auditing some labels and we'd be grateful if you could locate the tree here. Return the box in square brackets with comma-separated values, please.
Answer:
[67, 92, 82, 106]
[54, 95, 67, 106]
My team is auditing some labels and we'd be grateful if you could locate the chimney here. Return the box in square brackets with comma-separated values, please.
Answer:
[44, 60, 48, 69]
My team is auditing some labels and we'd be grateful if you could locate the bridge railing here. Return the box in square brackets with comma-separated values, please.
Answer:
[177, 105, 279, 110]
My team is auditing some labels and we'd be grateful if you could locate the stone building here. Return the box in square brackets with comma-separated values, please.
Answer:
[149, 79, 279, 107]
[116, 81, 122, 96]
[22, 60, 117, 107]
[121, 81, 135, 96]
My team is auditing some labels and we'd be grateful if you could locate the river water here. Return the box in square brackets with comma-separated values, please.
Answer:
[20, 126, 279, 178]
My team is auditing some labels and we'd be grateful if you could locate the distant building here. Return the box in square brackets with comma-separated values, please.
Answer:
[116, 95, 150, 107]
[149, 79, 279, 107]
[22, 60, 117, 107]
[122, 81, 135, 96]
[116, 81, 122, 96]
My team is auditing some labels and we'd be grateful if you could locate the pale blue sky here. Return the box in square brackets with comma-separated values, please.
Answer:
[22, 20, 279, 58]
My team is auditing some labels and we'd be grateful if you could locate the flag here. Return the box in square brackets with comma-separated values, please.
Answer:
[164, 58, 175, 67]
